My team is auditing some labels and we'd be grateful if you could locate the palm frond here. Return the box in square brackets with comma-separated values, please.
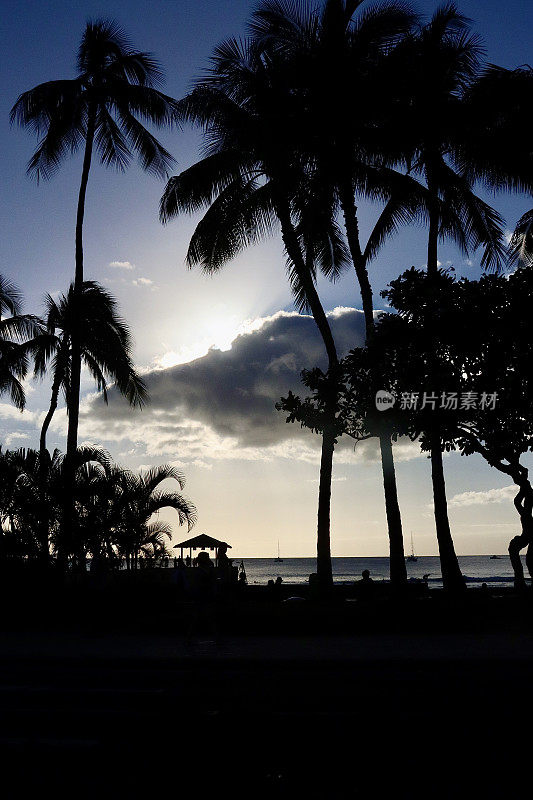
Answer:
[160, 150, 255, 221]
[509, 209, 533, 268]
[186, 178, 277, 272]
[114, 105, 175, 177]
[94, 107, 131, 170]
[0, 276, 23, 317]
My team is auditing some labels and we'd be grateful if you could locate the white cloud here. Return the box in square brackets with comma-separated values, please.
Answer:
[132, 277, 158, 290]
[5, 431, 30, 446]
[109, 260, 135, 270]
[449, 485, 517, 507]
[0, 403, 38, 423]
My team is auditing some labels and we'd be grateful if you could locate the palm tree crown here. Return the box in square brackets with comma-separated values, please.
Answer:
[10, 19, 176, 183]
[32, 281, 147, 462]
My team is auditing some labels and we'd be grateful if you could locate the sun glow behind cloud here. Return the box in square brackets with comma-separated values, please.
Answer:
[152, 309, 281, 369]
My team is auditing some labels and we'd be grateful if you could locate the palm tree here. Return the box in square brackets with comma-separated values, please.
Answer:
[33, 281, 147, 458]
[160, 35, 349, 589]
[11, 19, 177, 500]
[251, 0, 426, 587]
[0, 445, 109, 565]
[77, 463, 197, 569]
[30, 281, 148, 562]
[364, 4, 506, 592]
[0, 275, 43, 410]
[0, 446, 44, 561]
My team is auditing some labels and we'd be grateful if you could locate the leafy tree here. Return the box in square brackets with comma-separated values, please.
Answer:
[355, 267, 533, 590]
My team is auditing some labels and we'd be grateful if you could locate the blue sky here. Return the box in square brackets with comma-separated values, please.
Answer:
[1, 0, 532, 557]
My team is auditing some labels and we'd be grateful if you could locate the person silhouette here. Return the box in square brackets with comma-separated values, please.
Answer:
[358, 569, 374, 600]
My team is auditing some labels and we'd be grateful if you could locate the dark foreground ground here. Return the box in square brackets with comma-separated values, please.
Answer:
[1, 578, 532, 798]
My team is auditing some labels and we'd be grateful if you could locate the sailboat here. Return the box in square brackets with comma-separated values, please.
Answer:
[274, 540, 283, 563]
[406, 532, 417, 563]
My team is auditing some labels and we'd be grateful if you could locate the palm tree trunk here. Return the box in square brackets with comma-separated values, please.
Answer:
[340, 183, 407, 587]
[379, 432, 407, 586]
[74, 103, 96, 288]
[426, 174, 465, 593]
[275, 194, 337, 591]
[430, 430, 465, 591]
[317, 423, 335, 590]
[37, 370, 63, 565]
[40, 370, 62, 461]
[339, 185, 374, 342]
[63, 104, 96, 569]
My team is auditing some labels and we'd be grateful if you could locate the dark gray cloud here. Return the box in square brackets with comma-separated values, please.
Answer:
[78, 308, 366, 458]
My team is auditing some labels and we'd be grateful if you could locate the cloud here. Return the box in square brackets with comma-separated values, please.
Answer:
[449, 485, 517, 507]
[0, 403, 38, 424]
[132, 277, 158, 290]
[78, 308, 374, 463]
[109, 260, 135, 270]
[5, 431, 30, 446]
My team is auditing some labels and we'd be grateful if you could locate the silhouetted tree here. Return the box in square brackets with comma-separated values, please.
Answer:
[370, 5, 508, 592]
[0, 275, 43, 410]
[359, 266, 533, 590]
[11, 19, 177, 540]
[30, 282, 147, 563]
[0, 445, 109, 565]
[160, 33, 351, 590]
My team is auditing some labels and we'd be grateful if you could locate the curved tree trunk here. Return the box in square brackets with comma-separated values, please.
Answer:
[510, 484, 533, 590]
[37, 370, 63, 565]
[426, 171, 465, 593]
[340, 183, 407, 587]
[276, 194, 337, 591]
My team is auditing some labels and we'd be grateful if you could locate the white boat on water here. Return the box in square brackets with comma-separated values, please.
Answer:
[274, 540, 283, 563]
[406, 532, 417, 563]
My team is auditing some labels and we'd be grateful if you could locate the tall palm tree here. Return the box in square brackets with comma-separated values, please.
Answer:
[160, 36, 349, 589]
[0, 275, 43, 410]
[463, 65, 533, 269]
[364, 4, 506, 592]
[30, 281, 148, 562]
[11, 19, 177, 500]
[251, 0, 425, 587]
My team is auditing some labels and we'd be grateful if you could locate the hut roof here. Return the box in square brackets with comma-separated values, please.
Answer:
[173, 534, 231, 550]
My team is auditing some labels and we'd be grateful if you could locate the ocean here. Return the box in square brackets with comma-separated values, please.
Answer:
[234, 555, 529, 589]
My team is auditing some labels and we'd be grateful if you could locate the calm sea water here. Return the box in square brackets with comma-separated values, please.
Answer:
[233, 556, 529, 589]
